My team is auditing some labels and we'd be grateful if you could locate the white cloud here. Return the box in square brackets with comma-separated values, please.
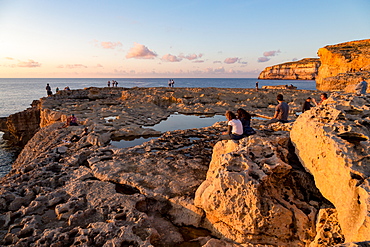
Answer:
[126, 43, 157, 59]
[162, 54, 182, 62]
[17, 59, 41, 68]
[65, 64, 88, 69]
[214, 67, 225, 73]
[100, 41, 123, 49]
[180, 53, 203, 60]
[224, 57, 239, 64]
[257, 57, 270, 63]
[263, 50, 281, 57]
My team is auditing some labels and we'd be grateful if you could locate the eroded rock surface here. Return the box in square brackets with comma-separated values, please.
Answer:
[2, 87, 365, 246]
[316, 39, 370, 91]
[291, 93, 370, 242]
[195, 133, 332, 246]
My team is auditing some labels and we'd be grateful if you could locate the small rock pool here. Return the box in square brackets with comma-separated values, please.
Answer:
[111, 114, 225, 148]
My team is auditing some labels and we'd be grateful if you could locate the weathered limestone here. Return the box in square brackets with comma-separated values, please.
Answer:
[3, 100, 41, 146]
[316, 39, 370, 91]
[3, 87, 367, 246]
[258, 58, 320, 80]
[291, 93, 370, 242]
[194, 133, 330, 246]
[2, 87, 323, 147]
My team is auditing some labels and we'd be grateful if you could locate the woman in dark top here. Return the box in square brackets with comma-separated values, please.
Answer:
[302, 97, 313, 113]
[237, 108, 256, 136]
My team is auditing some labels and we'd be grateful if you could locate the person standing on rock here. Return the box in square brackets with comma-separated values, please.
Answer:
[266, 94, 289, 124]
[46, 83, 52, 96]
[256, 81, 259, 91]
[107, 81, 110, 87]
[355, 77, 368, 96]
[218, 110, 244, 141]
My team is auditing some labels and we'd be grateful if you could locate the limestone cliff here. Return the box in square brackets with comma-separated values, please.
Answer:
[3, 100, 41, 146]
[291, 93, 370, 242]
[316, 39, 370, 91]
[258, 58, 320, 80]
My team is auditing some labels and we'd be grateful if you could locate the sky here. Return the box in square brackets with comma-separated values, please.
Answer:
[0, 0, 369, 78]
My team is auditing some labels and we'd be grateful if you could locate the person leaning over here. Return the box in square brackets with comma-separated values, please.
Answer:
[266, 94, 289, 124]
[218, 111, 244, 141]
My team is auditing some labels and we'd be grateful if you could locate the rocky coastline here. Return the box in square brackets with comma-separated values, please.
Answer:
[1, 87, 370, 246]
[258, 39, 369, 93]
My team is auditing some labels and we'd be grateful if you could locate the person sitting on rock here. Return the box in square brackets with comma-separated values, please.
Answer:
[70, 127, 88, 142]
[237, 108, 256, 136]
[266, 94, 289, 125]
[312, 93, 328, 106]
[218, 110, 244, 141]
[67, 114, 78, 126]
[302, 97, 313, 113]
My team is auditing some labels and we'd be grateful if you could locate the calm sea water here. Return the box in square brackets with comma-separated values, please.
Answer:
[0, 78, 316, 177]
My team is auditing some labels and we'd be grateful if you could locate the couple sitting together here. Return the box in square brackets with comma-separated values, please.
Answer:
[218, 108, 256, 141]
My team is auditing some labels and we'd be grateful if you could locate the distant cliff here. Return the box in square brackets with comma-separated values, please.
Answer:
[258, 58, 320, 80]
[316, 39, 370, 91]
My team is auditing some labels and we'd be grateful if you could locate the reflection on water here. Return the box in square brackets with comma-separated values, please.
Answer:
[143, 114, 225, 132]
[111, 136, 157, 149]
[112, 114, 225, 149]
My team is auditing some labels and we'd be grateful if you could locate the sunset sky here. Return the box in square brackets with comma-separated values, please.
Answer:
[0, 0, 369, 78]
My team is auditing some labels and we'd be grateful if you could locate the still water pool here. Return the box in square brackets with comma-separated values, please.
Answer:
[111, 114, 226, 148]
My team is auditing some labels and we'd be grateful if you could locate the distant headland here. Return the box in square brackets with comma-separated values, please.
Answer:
[259, 39, 370, 92]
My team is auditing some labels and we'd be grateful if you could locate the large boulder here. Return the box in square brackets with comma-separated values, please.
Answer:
[195, 134, 328, 246]
[291, 93, 370, 242]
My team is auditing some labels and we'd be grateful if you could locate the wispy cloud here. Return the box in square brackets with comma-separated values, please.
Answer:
[263, 50, 281, 57]
[180, 53, 203, 60]
[162, 54, 182, 62]
[258, 49, 281, 63]
[214, 67, 225, 73]
[65, 64, 88, 69]
[192, 60, 204, 63]
[126, 43, 157, 59]
[257, 57, 270, 63]
[224, 57, 240, 64]
[17, 59, 41, 67]
[5, 57, 14, 60]
[100, 41, 123, 49]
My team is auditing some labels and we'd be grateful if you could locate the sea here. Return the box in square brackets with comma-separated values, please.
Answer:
[0, 78, 317, 177]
